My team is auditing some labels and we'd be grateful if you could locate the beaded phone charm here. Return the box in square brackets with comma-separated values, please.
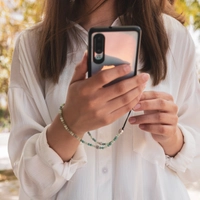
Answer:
[59, 104, 131, 149]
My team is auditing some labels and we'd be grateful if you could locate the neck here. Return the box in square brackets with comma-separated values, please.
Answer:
[80, 0, 117, 31]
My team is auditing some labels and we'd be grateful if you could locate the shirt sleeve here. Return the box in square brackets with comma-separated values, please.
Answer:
[164, 21, 200, 183]
[8, 31, 87, 199]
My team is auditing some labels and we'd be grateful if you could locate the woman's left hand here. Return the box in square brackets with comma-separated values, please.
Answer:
[129, 91, 184, 157]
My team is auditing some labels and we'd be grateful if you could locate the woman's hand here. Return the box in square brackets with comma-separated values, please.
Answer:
[63, 52, 150, 137]
[47, 52, 149, 161]
[129, 91, 184, 157]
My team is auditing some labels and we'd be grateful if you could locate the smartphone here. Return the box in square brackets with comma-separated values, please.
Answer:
[88, 26, 141, 85]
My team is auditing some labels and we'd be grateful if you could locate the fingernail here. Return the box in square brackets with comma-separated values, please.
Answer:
[123, 65, 131, 72]
[129, 117, 136, 124]
[82, 50, 88, 60]
[140, 125, 145, 129]
[134, 104, 141, 110]
[142, 73, 150, 82]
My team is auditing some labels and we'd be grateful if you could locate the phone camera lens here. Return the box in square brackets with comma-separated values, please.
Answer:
[96, 49, 102, 53]
[94, 34, 104, 53]
[93, 33, 105, 64]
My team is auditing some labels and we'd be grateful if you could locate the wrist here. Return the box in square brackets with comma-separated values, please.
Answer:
[161, 127, 184, 157]
[62, 104, 85, 138]
[47, 114, 82, 162]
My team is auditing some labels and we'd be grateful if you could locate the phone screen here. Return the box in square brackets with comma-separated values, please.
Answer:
[88, 26, 141, 84]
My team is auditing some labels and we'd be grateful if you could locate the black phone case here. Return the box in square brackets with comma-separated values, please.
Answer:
[88, 26, 141, 84]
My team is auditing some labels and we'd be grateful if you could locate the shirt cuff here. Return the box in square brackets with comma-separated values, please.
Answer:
[165, 123, 196, 172]
[36, 125, 87, 180]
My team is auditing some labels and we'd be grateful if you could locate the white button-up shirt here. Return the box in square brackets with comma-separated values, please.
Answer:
[8, 14, 200, 200]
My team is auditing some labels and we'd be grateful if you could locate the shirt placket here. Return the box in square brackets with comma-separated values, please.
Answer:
[96, 125, 113, 200]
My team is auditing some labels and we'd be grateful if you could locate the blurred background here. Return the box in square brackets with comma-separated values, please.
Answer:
[0, 0, 200, 199]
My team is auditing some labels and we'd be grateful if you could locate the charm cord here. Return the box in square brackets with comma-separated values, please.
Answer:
[59, 104, 131, 149]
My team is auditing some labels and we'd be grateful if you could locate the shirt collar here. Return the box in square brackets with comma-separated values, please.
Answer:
[74, 17, 122, 34]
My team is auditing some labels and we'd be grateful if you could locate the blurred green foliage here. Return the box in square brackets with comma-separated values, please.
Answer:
[0, 0, 199, 132]
[175, 0, 200, 29]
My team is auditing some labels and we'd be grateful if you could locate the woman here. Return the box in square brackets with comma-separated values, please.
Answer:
[8, 0, 200, 199]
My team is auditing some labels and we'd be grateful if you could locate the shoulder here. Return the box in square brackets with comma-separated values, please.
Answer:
[15, 24, 41, 52]
[13, 25, 42, 72]
[163, 15, 197, 81]
[13, 26, 42, 76]
[162, 14, 195, 54]
[11, 25, 44, 93]
[162, 14, 188, 38]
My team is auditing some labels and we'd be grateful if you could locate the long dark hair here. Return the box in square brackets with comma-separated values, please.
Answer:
[37, 0, 184, 85]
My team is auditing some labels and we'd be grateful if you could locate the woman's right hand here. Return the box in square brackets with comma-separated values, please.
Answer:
[63, 52, 150, 137]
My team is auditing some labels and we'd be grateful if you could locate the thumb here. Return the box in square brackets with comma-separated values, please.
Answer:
[70, 51, 88, 83]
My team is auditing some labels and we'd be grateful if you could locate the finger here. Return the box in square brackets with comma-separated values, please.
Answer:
[108, 98, 141, 122]
[133, 99, 178, 113]
[139, 124, 176, 138]
[140, 91, 174, 101]
[87, 63, 150, 90]
[70, 51, 88, 83]
[129, 112, 178, 125]
[105, 85, 145, 113]
[85, 98, 139, 127]
[99, 73, 149, 101]
[87, 64, 131, 89]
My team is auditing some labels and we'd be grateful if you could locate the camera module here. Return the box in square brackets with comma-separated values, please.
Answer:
[93, 33, 105, 64]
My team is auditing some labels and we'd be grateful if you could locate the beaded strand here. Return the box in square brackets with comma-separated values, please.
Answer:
[59, 104, 130, 149]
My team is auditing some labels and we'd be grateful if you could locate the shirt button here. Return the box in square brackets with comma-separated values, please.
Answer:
[14, 162, 18, 168]
[102, 167, 108, 174]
